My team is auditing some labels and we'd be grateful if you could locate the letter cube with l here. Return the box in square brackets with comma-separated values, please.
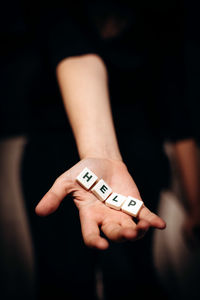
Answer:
[121, 196, 143, 217]
[91, 179, 112, 201]
[105, 193, 126, 210]
[76, 167, 98, 190]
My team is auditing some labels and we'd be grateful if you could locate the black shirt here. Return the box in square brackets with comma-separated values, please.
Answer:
[0, 0, 198, 142]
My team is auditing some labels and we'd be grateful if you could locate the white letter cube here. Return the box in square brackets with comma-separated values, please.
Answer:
[91, 179, 112, 202]
[76, 167, 98, 190]
[121, 196, 143, 217]
[105, 193, 126, 210]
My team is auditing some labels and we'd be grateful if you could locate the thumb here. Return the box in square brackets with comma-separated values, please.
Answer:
[35, 175, 74, 216]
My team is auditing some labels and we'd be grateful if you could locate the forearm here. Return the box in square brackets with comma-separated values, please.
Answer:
[173, 139, 200, 214]
[56, 54, 122, 161]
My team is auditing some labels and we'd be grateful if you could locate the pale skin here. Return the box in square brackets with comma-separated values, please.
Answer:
[35, 54, 166, 250]
[173, 139, 200, 246]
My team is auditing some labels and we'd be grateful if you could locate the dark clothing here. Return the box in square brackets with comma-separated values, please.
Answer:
[0, 0, 197, 141]
[1, 1, 199, 300]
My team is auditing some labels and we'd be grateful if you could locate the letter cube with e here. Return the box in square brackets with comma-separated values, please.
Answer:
[121, 196, 143, 217]
[105, 193, 126, 210]
[76, 167, 98, 190]
[91, 179, 112, 201]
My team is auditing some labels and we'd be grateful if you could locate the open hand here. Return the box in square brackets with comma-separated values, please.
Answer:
[35, 158, 166, 250]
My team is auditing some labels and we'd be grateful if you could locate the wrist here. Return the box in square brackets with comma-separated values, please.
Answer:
[79, 148, 123, 162]
[79, 156, 128, 174]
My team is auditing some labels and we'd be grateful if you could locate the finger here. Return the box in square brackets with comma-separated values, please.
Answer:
[121, 219, 150, 240]
[139, 206, 166, 229]
[79, 212, 109, 250]
[101, 222, 128, 242]
[35, 176, 73, 216]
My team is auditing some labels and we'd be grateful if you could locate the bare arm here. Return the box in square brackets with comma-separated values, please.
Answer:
[36, 54, 166, 249]
[173, 139, 200, 216]
[56, 54, 122, 160]
[173, 139, 200, 245]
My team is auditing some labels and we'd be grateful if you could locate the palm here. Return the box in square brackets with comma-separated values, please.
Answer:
[36, 158, 166, 249]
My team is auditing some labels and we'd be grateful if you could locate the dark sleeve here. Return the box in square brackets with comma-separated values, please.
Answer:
[157, 2, 199, 143]
[183, 0, 200, 143]
[159, 53, 194, 143]
[40, 8, 98, 70]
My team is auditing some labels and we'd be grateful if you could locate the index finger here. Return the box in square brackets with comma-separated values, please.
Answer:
[138, 206, 166, 229]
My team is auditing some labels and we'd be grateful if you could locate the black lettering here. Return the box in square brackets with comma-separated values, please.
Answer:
[100, 185, 108, 193]
[112, 195, 118, 202]
[128, 200, 136, 207]
[83, 172, 93, 182]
